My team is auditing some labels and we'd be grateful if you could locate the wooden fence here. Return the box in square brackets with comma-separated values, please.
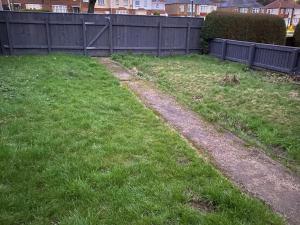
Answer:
[0, 11, 203, 56]
[209, 38, 300, 75]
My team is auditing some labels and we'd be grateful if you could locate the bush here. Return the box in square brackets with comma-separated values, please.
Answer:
[201, 11, 286, 53]
[294, 23, 300, 47]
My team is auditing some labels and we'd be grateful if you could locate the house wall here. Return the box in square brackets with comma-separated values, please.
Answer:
[165, 3, 187, 16]
[217, 7, 237, 12]
[151, 0, 165, 14]
[1, 0, 165, 14]
[262, 7, 300, 26]
[196, 4, 217, 17]
[2, 0, 81, 12]
[45, 0, 81, 12]
[265, 8, 280, 15]
[218, 7, 263, 14]
[166, 3, 216, 17]
[81, 0, 135, 14]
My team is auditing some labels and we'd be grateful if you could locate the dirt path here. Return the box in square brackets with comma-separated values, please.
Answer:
[99, 58, 300, 225]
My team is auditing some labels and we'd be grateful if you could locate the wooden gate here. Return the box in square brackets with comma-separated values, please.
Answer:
[84, 17, 112, 56]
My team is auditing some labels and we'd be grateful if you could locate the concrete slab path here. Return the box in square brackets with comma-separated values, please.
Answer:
[99, 58, 300, 225]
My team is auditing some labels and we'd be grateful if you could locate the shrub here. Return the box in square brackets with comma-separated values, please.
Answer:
[201, 11, 286, 53]
[294, 23, 300, 47]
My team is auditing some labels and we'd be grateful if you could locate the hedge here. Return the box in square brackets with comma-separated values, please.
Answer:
[294, 23, 300, 47]
[201, 11, 286, 53]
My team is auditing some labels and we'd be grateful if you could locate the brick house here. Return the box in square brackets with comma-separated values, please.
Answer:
[151, 0, 165, 15]
[1, 0, 81, 12]
[263, 0, 300, 26]
[165, 0, 217, 18]
[1, 0, 166, 14]
[217, 0, 263, 14]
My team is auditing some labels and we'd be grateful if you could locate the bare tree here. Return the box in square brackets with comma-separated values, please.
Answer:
[88, 0, 97, 13]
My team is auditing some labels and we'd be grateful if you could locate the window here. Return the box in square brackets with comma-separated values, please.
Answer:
[115, 0, 119, 5]
[12, 3, 21, 11]
[83, 0, 89, 2]
[124, 0, 128, 6]
[286, 8, 293, 14]
[179, 5, 184, 13]
[144, 0, 147, 8]
[188, 4, 196, 13]
[135, 0, 140, 7]
[200, 5, 207, 13]
[72, 6, 80, 13]
[25, 4, 42, 10]
[267, 9, 276, 14]
[239, 8, 248, 13]
[252, 8, 260, 13]
[52, 5, 67, 13]
[98, 0, 104, 5]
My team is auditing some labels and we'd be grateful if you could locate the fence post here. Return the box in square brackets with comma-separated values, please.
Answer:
[82, 18, 87, 55]
[248, 44, 256, 67]
[186, 22, 190, 54]
[108, 17, 113, 55]
[221, 40, 227, 60]
[289, 49, 299, 73]
[5, 15, 13, 55]
[45, 18, 51, 53]
[0, 37, 4, 55]
[157, 22, 162, 56]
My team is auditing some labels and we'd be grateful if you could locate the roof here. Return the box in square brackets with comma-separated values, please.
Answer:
[218, 0, 263, 8]
[264, 0, 300, 9]
[165, 0, 215, 5]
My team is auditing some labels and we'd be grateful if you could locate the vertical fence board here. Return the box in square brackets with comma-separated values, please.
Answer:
[248, 44, 256, 67]
[290, 49, 299, 73]
[0, 11, 203, 56]
[185, 22, 190, 54]
[109, 17, 113, 55]
[82, 18, 87, 55]
[210, 38, 300, 75]
[221, 40, 227, 60]
[157, 22, 162, 56]
[45, 18, 51, 53]
[5, 15, 13, 55]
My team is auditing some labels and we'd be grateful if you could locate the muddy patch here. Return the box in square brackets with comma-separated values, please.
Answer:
[189, 197, 216, 213]
[177, 155, 191, 165]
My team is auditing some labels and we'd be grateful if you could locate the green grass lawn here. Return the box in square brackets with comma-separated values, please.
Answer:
[112, 54, 300, 173]
[0, 55, 284, 225]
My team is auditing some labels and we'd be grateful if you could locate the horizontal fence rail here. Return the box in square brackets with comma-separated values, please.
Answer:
[209, 38, 300, 75]
[0, 11, 203, 56]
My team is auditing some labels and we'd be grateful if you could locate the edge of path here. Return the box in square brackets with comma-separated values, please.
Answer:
[99, 57, 300, 225]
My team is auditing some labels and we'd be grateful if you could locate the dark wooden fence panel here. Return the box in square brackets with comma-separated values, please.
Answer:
[210, 38, 300, 75]
[0, 11, 203, 56]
